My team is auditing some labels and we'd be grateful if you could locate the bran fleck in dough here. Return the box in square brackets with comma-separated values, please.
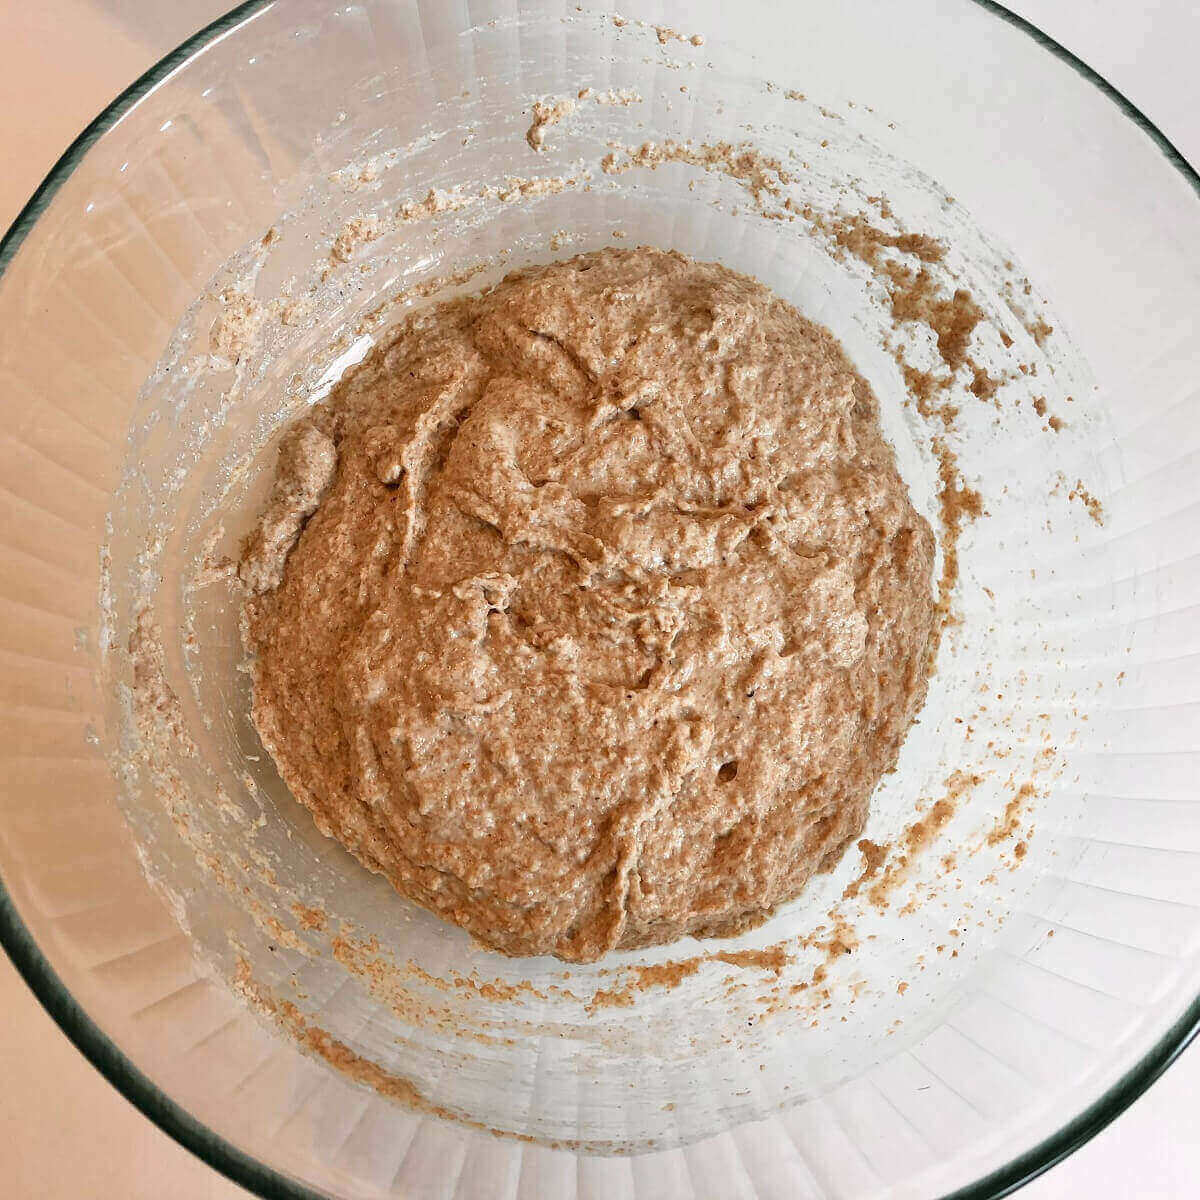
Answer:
[240, 247, 935, 962]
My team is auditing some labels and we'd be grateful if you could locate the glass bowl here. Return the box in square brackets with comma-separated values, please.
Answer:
[1, 2, 1198, 1197]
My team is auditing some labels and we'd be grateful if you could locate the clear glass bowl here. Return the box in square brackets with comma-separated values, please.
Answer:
[2, 2, 1198, 1197]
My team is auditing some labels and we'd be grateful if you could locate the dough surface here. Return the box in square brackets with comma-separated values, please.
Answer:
[241, 248, 935, 962]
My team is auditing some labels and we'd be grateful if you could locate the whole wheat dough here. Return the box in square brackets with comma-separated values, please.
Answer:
[240, 248, 935, 962]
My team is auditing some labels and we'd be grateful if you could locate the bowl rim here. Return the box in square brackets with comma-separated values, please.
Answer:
[0, 2, 1197, 1197]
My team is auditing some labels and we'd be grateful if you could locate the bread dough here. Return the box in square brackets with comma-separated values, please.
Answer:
[240, 248, 935, 962]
